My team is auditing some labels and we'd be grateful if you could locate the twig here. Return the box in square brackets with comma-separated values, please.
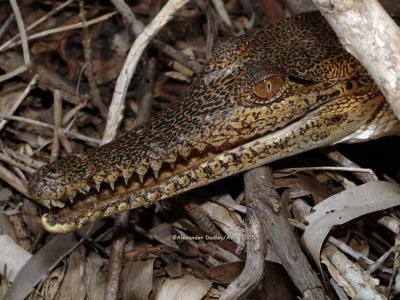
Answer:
[312, 0, 400, 120]
[277, 166, 377, 177]
[0, 153, 35, 174]
[323, 149, 378, 182]
[79, 0, 108, 119]
[50, 90, 62, 162]
[368, 245, 400, 274]
[2, 12, 118, 51]
[0, 0, 75, 52]
[0, 51, 90, 105]
[9, 0, 30, 66]
[0, 0, 31, 83]
[211, 0, 233, 28]
[103, 0, 190, 143]
[111, 0, 201, 73]
[153, 40, 202, 73]
[0, 143, 44, 169]
[0, 14, 14, 40]
[329, 236, 392, 274]
[0, 114, 101, 145]
[110, 0, 144, 36]
[0, 61, 27, 84]
[0, 163, 29, 198]
[0, 74, 38, 132]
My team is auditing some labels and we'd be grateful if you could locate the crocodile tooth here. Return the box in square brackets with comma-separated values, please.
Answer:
[85, 185, 90, 193]
[164, 154, 177, 170]
[136, 165, 148, 184]
[212, 140, 225, 147]
[151, 161, 162, 179]
[105, 174, 117, 191]
[122, 169, 134, 185]
[194, 142, 207, 152]
[78, 187, 87, 195]
[67, 191, 76, 203]
[92, 174, 104, 192]
[109, 182, 115, 190]
[179, 145, 192, 160]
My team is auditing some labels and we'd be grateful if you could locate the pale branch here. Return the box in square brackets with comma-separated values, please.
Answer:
[312, 0, 400, 121]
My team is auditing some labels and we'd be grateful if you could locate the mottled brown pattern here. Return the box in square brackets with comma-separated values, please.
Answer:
[28, 12, 400, 233]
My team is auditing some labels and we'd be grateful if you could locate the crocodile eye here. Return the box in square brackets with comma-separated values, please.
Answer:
[251, 76, 285, 100]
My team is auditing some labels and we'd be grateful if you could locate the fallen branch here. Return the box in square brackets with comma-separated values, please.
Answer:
[242, 166, 328, 300]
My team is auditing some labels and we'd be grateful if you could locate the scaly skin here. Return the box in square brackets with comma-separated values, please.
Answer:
[29, 12, 400, 233]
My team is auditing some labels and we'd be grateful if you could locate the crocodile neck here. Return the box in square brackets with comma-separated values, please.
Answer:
[29, 12, 400, 233]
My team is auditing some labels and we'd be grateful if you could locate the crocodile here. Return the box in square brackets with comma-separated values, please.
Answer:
[28, 12, 400, 233]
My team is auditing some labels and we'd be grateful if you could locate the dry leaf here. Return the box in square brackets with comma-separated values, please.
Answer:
[155, 275, 212, 300]
[55, 246, 87, 300]
[303, 181, 400, 266]
[84, 253, 107, 300]
[0, 213, 17, 241]
[203, 261, 244, 284]
[120, 258, 155, 300]
[0, 235, 31, 282]
[200, 202, 244, 244]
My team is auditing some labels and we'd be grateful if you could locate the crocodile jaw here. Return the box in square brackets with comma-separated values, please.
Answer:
[41, 90, 386, 233]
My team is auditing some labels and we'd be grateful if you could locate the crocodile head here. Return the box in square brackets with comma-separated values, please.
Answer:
[28, 12, 389, 233]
